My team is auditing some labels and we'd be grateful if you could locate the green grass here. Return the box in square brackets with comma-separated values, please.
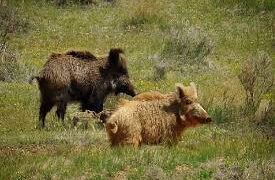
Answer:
[0, 84, 274, 179]
[1, 0, 274, 179]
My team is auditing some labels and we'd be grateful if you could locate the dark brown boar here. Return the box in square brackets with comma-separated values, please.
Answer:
[30, 48, 136, 128]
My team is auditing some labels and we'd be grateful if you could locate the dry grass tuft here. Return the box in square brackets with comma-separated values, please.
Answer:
[122, 0, 165, 30]
[145, 165, 167, 180]
[238, 51, 273, 113]
[161, 26, 214, 72]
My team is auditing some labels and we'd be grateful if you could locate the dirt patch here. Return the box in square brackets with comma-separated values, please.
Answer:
[200, 157, 275, 180]
[0, 144, 59, 156]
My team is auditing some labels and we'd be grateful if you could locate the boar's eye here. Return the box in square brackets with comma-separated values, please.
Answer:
[113, 74, 120, 79]
[185, 99, 192, 105]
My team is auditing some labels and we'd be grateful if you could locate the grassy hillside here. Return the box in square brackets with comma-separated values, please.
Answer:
[0, 0, 274, 179]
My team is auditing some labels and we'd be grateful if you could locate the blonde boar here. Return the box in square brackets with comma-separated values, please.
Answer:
[132, 91, 166, 101]
[106, 82, 212, 147]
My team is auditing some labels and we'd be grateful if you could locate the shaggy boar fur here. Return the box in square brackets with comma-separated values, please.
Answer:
[106, 83, 211, 147]
[133, 91, 166, 101]
[31, 48, 136, 128]
[65, 50, 97, 60]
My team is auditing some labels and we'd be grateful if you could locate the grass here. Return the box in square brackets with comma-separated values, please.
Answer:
[0, 0, 274, 179]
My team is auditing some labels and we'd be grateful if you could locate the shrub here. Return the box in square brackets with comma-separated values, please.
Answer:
[238, 51, 273, 113]
[153, 62, 166, 80]
[145, 166, 167, 180]
[150, 54, 167, 80]
[161, 27, 214, 71]
[122, 0, 165, 29]
[0, 4, 31, 83]
[0, 50, 32, 82]
[0, 5, 29, 50]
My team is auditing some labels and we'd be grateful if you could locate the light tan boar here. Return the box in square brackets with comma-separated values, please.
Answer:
[106, 82, 212, 147]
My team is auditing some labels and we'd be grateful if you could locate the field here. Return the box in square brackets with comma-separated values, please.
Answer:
[0, 0, 274, 179]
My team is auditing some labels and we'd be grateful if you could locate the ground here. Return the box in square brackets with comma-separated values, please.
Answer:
[0, 0, 274, 179]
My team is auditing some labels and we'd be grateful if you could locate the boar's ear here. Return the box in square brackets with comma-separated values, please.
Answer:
[175, 83, 186, 101]
[190, 82, 198, 99]
[108, 48, 124, 66]
[106, 122, 118, 134]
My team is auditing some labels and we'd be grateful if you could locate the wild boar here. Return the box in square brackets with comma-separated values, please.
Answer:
[30, 48, 136, 128]
[106, 82, 211, 147]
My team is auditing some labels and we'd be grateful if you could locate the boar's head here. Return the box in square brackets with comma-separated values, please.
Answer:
[102, 48, 136, 97]
[176, 82, 212, 127]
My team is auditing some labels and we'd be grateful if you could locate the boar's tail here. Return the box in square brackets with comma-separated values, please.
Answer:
[106, 122, 118, 134]
[28, 75, 40, 84]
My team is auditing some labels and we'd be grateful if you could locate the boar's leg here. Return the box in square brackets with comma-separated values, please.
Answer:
[80, 94, 104, 113]
[91, 101, 103, 113]
[56, 101, 67, 123]
[81, 100, 103, 113]
[39, 100, 54, 128]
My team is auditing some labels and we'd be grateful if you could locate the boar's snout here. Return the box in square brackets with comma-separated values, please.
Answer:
[126, 86, 136, 97]
[113, 76, 136, 97]
[189, 103, 212, 124]
[115, 84, 136, 97]
[205, 117, 212, 123]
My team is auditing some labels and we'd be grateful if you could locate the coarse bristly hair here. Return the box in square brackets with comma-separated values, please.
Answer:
[106, 82, 212, 147]
[65, 50, 97, 60]
[30, 48, 136, 128]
